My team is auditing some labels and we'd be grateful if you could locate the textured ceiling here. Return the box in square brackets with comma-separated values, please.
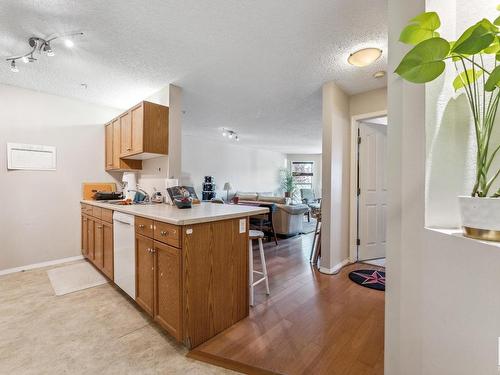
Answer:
[0, 0, 387, 154]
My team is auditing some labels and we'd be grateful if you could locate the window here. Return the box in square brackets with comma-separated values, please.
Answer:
[291, 161, 313, 191]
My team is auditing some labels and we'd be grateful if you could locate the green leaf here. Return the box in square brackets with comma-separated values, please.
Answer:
[399, 12, 441, 45]
[395, 37, 450, 83]
[484, 37, 500, 53]
[485, 65, 500, 91]
[497, 4, 500, 11]
[495, 15, 500, 26]
[453, 69, 483, 91]
[452, 19, 497, 55]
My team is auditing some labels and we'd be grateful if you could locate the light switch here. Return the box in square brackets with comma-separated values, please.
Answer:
[186, 228, 193, 235]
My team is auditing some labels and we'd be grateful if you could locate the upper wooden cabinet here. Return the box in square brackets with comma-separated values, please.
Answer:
[119, 101, 169, 159]
[104, 101, 168, 171]
[104, 120, 142, 172]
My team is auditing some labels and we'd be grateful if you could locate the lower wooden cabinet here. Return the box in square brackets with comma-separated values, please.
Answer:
[94, 221, 104, 269]
[80, 204, 114, 281]
[87, 217, 95, 262]
[81, 214, 88, 257]
[102, 221, 114, 280]
[135, 234, 155, 316]
[155, 241, 181, 341]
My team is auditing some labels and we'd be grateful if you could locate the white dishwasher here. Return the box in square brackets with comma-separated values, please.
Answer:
[113, 212, 136, 299]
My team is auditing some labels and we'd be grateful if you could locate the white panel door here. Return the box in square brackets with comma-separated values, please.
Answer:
[358, 122, 387, 261]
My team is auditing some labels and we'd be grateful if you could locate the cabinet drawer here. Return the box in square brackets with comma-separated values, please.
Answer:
[92, 206, 102, 219]
[154, 221, 180, 248]
[82, 204, 93, 215]
[136, 216, 154, 237]
[102, 208, 113, 223]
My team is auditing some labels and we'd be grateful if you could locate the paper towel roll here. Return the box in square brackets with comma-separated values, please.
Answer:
[122, 172, 137, 200]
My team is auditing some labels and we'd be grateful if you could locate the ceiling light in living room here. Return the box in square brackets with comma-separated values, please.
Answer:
[221, 128, 239, 141]
[348, 47, 382, 67]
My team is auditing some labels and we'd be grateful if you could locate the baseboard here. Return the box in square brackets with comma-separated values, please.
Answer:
[0, 255, 84, 276]
[319, 258, 351, 275]
[187, 349, 282, 375]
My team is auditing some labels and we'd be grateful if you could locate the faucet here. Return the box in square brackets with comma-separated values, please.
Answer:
[128, 186, 151, 203]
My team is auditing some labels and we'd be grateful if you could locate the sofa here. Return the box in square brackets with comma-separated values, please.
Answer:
[234, 192, 310, 236]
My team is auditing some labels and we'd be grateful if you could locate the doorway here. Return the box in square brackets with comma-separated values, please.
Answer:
[349, 113, 388, 264]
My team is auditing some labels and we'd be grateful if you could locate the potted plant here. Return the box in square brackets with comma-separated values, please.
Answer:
[280, 168, 296, 198]
[396, 8, 500, 241]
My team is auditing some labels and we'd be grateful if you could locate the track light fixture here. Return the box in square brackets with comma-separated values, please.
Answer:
[221, 128, 240, 141]
[6, 32, 83, 72]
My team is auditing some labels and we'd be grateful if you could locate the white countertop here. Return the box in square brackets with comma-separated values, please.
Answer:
[81, 200, 269, 225]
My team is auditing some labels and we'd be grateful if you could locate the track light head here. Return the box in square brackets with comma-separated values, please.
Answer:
[10, 61, 18, 72]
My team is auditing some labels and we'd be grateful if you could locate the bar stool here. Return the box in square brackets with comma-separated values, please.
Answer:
[249, 230, 270, 306]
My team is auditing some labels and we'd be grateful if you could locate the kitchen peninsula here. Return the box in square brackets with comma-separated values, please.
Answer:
[80, 200, 268, 348]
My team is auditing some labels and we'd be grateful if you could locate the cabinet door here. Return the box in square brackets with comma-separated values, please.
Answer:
[94, 220, 104, 269]
[102, 222, 113, 280]
[112, 119, 121, 168]
[87, 217, 95, 262]
[136, 234, 154, 316]
[155, 241, 181, 340]
[120, 112, 132, 156]
[81, 214, 88, 257]
[130, 104, 143, 155]
[105, 123, 113, 170]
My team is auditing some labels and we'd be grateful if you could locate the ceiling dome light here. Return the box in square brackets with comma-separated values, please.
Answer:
[222, 129, 227, 137]
[228, 133, 233, 139]
[10, 61, 19, 72]
[348, 48, 382, 67]
[21, 56, 29, 64]
[373, 70, 386, 78]
[64, 39, 74, 48]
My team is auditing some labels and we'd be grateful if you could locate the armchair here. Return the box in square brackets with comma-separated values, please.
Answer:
[300, 189, 321, 222]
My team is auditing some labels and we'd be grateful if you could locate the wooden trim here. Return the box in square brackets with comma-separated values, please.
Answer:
[187, 350, 282, 375]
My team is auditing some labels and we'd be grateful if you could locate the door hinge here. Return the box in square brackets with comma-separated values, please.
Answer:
[358, 136, 362, 145]
[356, 238, 361, 246]
[357, 187, 361, 196]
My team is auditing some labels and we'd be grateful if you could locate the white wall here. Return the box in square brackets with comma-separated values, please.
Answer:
[426, 0, 500, 228]
[0, 84, 121, 271]
[286, 153, 322, 197]
[321, 84, 387, 273]
[387, 1, 500, 374]
[181, 135, 286, 199]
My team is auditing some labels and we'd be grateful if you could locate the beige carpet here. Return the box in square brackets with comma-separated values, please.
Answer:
[47, 261, 108, 296]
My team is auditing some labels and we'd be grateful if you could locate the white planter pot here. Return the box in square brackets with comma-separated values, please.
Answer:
[458, 196, 500, 242]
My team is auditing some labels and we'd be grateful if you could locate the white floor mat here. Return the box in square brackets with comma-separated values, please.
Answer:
[47, 262, 108, 296]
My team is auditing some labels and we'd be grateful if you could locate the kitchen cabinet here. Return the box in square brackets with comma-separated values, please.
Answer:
[104, 119, 142, 172]
[80, 202, 252, 349]
[87, 216, 95, 262]
[81, 214, 88, 257]
[105, 124, 113, 170]
[118, 101, 169, 159]
[80, 204, 114, 281]
[94, 221, 104, 269]
[135, 234, 155, 316]
[155, 241, 181, 340]
[102, 221, 114, 280]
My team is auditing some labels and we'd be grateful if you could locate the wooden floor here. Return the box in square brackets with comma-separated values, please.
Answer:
[189, 230, 385, 375]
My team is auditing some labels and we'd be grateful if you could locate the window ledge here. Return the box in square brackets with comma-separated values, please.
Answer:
[425, 227, 500, 249]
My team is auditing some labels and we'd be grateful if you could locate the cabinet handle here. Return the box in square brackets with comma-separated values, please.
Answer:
[97, 225, 103, 229]
[139, 224, 145, 229]
[160, 230, 168, 236]
[126, 148, 132, 151]
[146, 248, 152, 253]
